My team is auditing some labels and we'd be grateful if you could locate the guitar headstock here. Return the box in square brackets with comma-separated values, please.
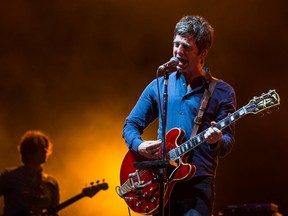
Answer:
[82, 180, 109, 198]
[245, 89, 280, 115]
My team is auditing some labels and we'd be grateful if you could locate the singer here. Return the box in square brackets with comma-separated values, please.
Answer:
[122, 15, 236, 216]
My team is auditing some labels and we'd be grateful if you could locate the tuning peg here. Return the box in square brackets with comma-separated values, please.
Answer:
[90, 182, 94, 185]
[96, 180, 99, 184]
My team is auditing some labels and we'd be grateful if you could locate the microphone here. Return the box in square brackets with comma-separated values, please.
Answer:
[158, 57, 179, 72]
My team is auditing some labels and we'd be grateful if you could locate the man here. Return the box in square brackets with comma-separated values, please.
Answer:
[122, 15, 236, 216]
[0, 130, 60, 216]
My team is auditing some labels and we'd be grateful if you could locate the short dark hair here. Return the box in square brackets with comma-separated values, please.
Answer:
[174, 15, 214, 54]
[18, 130, 52, 164]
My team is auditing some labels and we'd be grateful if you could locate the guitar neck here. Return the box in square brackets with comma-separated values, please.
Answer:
[47, 193, 85, 214]
[169, 106, 247, 160]
[42, 182, 108, 215]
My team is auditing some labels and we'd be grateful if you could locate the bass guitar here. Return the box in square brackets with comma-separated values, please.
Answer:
[117, 89, 280, 215]
[24, 180, 109, 216]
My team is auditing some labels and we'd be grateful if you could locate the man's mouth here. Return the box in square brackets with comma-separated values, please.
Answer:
[177, 58, 188, 68]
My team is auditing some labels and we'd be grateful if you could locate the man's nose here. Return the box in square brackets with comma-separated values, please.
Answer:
[176, 45, 185, 55]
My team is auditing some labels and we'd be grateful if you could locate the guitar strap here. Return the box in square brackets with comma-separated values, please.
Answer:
[191, 70, 218, 137]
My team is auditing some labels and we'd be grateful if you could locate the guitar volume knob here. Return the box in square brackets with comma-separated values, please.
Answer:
[150, 197, 156, 204]
[144, 206, 150, 212]
[136, 201, 142, 207]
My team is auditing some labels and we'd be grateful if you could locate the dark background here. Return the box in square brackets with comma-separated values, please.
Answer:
[0, 0, 287, 215]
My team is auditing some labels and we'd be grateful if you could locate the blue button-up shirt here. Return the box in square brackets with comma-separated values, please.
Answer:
[123, 71, 236, 176]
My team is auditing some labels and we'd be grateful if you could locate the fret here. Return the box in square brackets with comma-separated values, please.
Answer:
[188, 139, 193, 148]
[196, 133, 202, 143]
[187, 139, 192, 148]
[185, 143, 189, 151]
[239, 107, 246, 116]
[199, 132, 205, 142]
[230, 114, 235, 122]
[180, 145, 184, 154]
[233, 111, 240, 119]
[219, 120, 226, 129]
[176, 147, 182, 156]
[179, 146, 184, 154]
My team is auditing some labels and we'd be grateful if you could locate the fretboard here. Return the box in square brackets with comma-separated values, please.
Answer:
[47, 193, 85, 214]
[168, 106, 247, 161]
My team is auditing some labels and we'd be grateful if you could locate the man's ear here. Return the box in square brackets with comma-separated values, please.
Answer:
[200, 49, 208, 59]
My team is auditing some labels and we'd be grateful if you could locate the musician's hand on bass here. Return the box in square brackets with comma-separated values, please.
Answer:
[138, 140, 162, 159]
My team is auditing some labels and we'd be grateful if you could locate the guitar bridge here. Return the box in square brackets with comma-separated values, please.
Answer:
[129, 170, 144, 190]
[116, 169, 154, 198]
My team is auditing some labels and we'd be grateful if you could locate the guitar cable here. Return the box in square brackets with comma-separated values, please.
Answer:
[127, 206, 131, 216]
[115, 186, 132, 216]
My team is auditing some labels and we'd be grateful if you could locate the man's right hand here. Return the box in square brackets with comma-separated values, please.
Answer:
[138, 140, 162, 159]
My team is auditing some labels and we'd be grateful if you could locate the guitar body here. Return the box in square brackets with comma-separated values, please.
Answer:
[119, 128, 196, 215]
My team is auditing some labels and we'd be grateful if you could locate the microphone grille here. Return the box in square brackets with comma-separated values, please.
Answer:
[170, 57, 179, 65]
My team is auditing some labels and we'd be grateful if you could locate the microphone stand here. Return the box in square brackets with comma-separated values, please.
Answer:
[132, 68, 172, 216]
[158, 69, 170, 216]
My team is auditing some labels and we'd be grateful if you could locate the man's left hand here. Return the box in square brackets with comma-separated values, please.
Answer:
[204, 121, 222, 144]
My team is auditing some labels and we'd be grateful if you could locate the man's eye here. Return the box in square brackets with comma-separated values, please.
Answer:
[181, 44, 188, 49]
[184, 45, 193, 51]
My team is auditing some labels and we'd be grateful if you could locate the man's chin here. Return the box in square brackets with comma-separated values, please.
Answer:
[176, 66, 186, 73]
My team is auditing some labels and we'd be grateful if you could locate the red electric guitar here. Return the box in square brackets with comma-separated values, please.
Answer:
[117, 89, 280, 215]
